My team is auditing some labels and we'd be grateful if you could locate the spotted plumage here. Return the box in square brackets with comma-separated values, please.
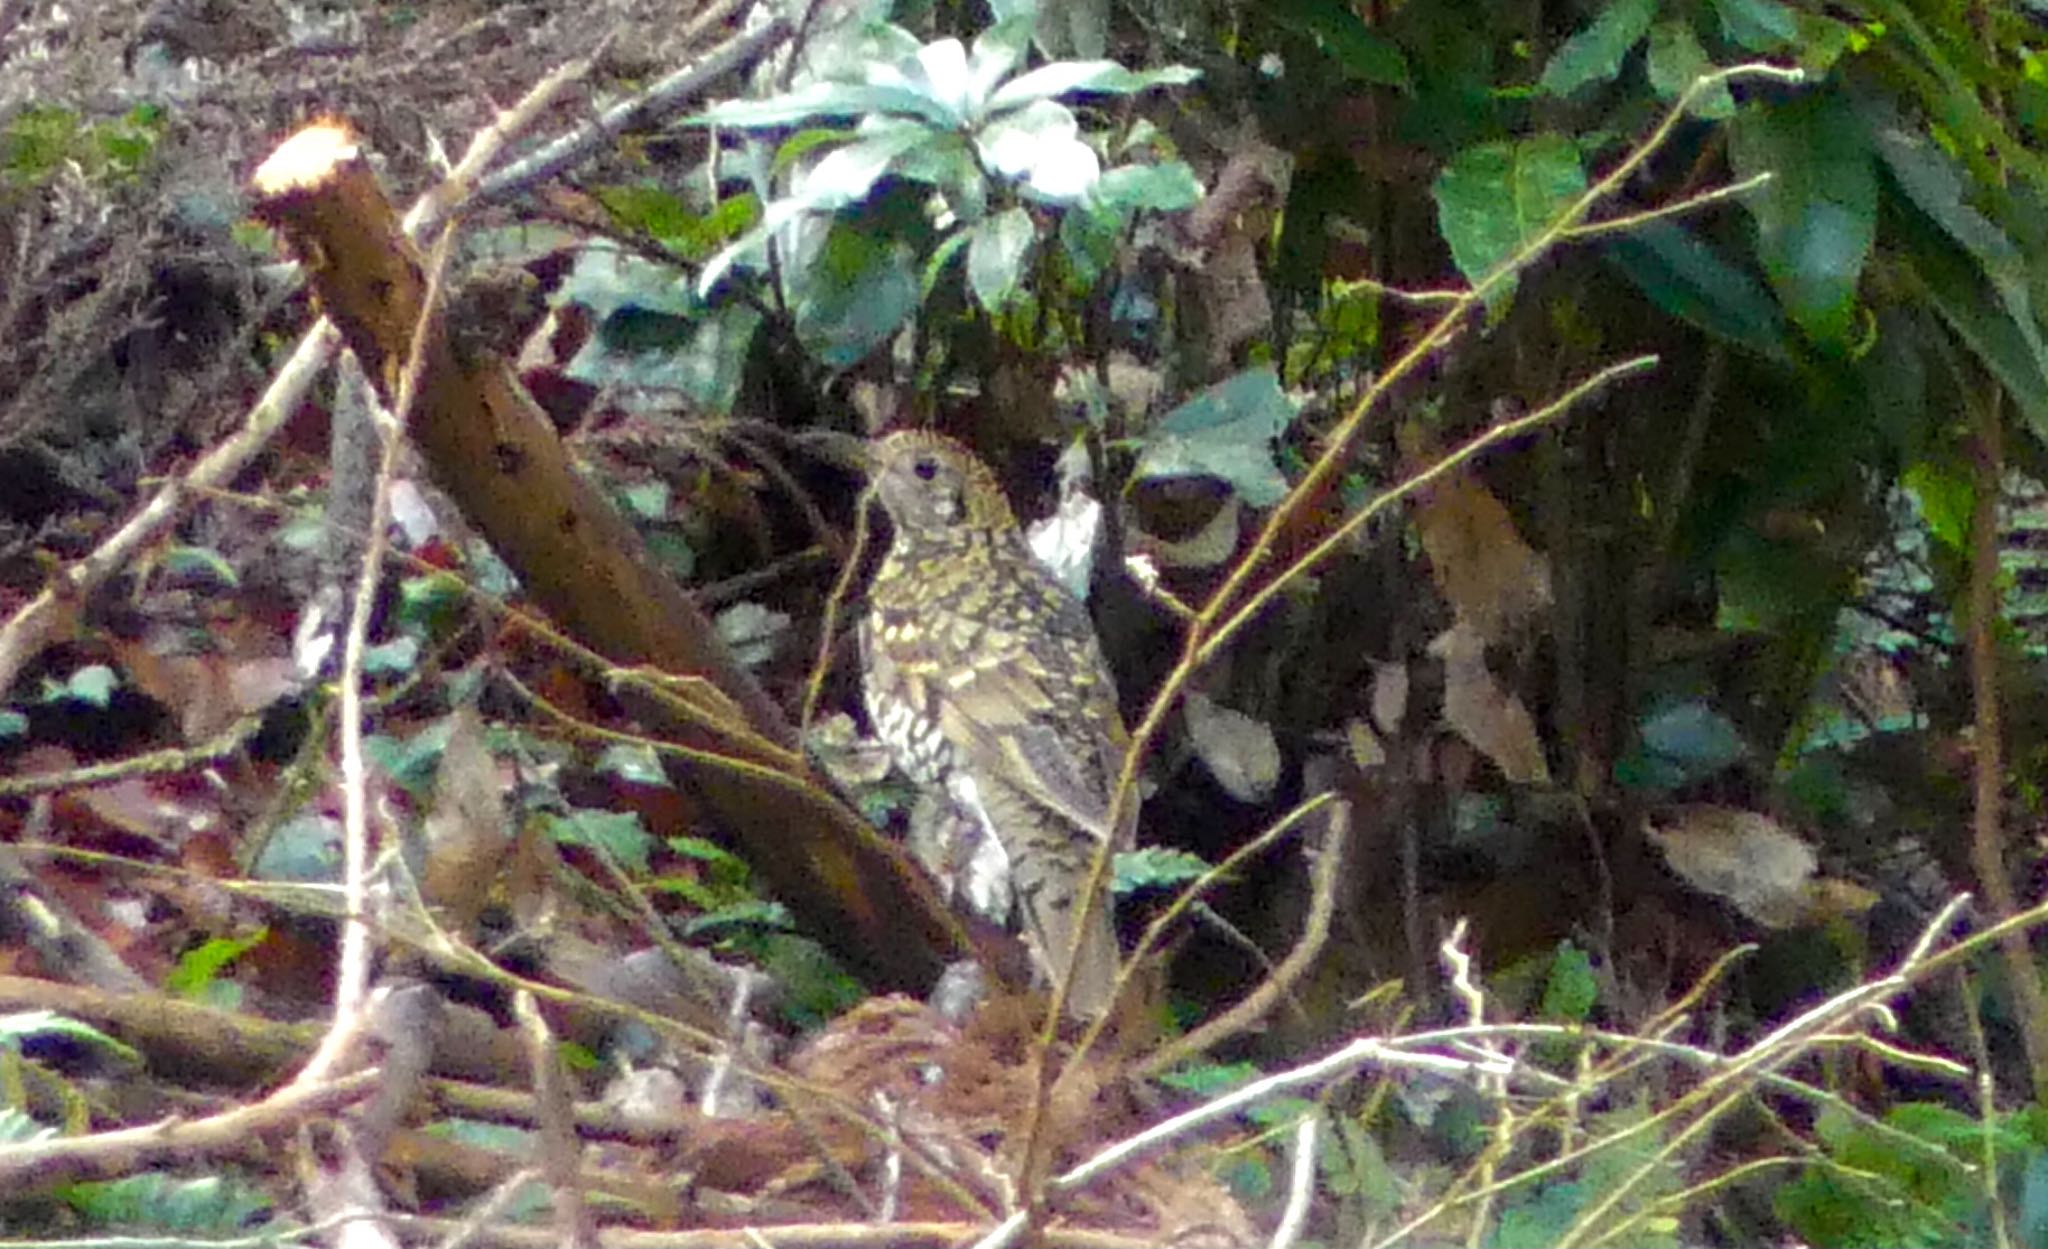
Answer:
[860, 431, 1130, 1018]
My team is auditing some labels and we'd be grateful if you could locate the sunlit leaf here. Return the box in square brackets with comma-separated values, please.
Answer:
[984, 60, 1198, 114]
[967, 206, 1036, 310]
[1433, 135, 1587, 303]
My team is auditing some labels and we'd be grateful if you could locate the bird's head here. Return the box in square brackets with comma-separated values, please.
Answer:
[868, 431, 1018, 538]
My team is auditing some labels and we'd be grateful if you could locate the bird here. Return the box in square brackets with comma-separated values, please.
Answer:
[859, 430, 1130, 1019]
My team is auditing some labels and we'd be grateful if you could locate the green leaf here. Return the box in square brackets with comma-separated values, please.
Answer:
[803, 123, 935, 209]
[1866, 98, 2048, 437]
[366, 718, 456, 797]
[396, 571, 466, 634]
[1113, 846, 1214, 893]
[362, 636, 420, 676]
[694, 81, 956, 129]
[61, 664, 117, 708]
[544, 808, 655, 874]
[1432, 135, 1588, 303]
[0, 1011, 141, 1065]
[683, 898, 794, 935]
[1903, 459, 1974, 553]
[166, 928, 268, 1001]
[160, 545, 239, 588]
[1601, 221, 1789, 360]
[1538, 0, 1655, 98]
[967, 206, 1036, 311]
[59, 1174, 272, 1234]
[1157, 1060, 1260, 1096]
[1540, 941, 1598, 1022]
[1620, 699, 1746, 791]
[977, 99, 1100, 203]
[618, 479, 671, 521]
[1729, 94, 1877, 350]
[794, 227, 919, 368]
[984, 60, 1198, 114]
[1136, 366, 1296, 507]
[1089, 160, 1203, 215]
[0, 709, 25, 738]
[1711, 0, 1798, 51]
[1890, 192, 2048, 441]
[1645, 20, 1734, 119]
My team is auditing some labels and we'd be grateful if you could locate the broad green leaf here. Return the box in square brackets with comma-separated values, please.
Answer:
[566, 300, 762, 413]
[1711, 0, 1798, 51]
[793, 227, 919, 367]
[1136, 366, 1296, 506]
[1867, 100, 2048, 433]
[1432, 135, 1588, 302]
[977, 99, 1100, 202]
[1627, 699, 1746, 790]
[1059, 198, 1122, 287]
[1089, 160, 1202, 215]
[967, 206, 1036, 310]
[593, 186, 757, 263]
[1601, 221, 1789, 360]
[1891, 193, 2048, 440]
[693, 81, 954, 129]
[544, 808, 655, 874]
[984, 60, 1198, 114]
[1729, 94, 1877, 349]
[59, 1174, 272, 1234]
[558, 241, 697, 319]
[1538, 0, 1655, 98]
[1645, 20, 1734, 119]
[800, 123, 934, 209]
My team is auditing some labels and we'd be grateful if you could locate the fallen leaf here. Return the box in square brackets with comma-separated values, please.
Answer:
[1185, 690, 1282, 803]
[1644, 805, 1822, 929]
[1411, 464, 1551, 644]
[1430, 623, 1550, 784]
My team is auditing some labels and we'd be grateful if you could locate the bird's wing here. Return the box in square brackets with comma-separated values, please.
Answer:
[939, 591, 1126, 844]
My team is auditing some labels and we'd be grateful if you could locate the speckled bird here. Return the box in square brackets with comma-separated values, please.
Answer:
[860, 430, 1130, 1019]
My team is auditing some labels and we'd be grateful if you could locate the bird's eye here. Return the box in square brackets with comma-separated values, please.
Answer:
[913, 458, 939, 481]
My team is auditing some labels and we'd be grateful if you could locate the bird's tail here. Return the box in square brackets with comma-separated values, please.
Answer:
[1030, 884, 1121, 1019]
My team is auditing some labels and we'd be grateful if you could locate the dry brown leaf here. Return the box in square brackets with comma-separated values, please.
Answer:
[1411, 468, 1552, 644]
[1430, 623, 1550, 784]
[1184, 690, 1282, 802]
[1644, 806, 1822, 929]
